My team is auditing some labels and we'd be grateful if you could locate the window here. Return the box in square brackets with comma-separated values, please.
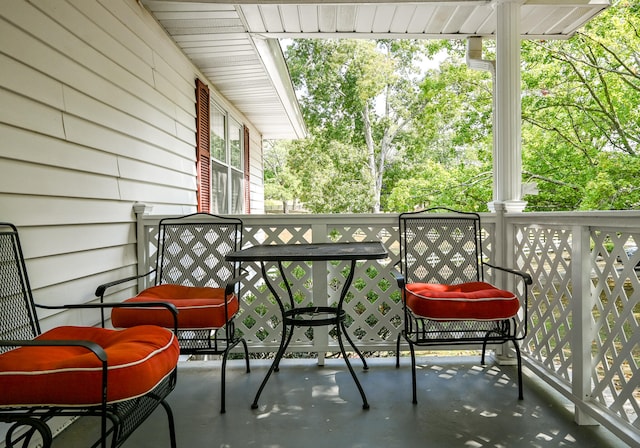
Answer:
[211, 103, 244, 214]
[195, 79, 249, 214]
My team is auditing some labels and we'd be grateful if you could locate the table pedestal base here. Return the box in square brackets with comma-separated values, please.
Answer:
[251, 305, 370, 410]
[225, 243, 388, 411]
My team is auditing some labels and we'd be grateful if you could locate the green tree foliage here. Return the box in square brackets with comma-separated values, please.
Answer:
[285, 39, 431, 212]
[265, 1, 639, 213]
[286, 138, 374, 213]
[263, 140, 302, 213]
[521, 0, 640, 210]
[384, 46, 495, 212]
[392, 0, 640, 212]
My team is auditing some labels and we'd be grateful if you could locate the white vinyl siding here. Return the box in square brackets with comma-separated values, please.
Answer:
[0, 0, 264, 334]
[248, 129, 265, 213]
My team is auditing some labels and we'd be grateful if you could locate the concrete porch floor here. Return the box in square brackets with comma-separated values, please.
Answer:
[54, 355, 627, 447]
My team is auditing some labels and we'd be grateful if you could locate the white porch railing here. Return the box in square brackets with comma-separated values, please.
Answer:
[134, 208, 639, 446]
[507, 211, 640, 447]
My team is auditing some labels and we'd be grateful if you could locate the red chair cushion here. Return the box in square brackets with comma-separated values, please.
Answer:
[405, 282, 519, 320]
[0, 325, 178, 406]
[111, 285, 239, 329]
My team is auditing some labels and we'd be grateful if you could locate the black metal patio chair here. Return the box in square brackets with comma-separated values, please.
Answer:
[0, 222, 180, 448]
[394, 207, 532, 403]
[95, 213, 250, 413]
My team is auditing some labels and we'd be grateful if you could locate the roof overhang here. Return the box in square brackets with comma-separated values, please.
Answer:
[143, 0, 610, 139]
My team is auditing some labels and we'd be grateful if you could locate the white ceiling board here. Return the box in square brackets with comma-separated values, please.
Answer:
[143, 1, 610, 140]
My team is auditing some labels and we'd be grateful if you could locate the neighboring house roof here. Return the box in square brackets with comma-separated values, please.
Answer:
[143, 0, 609, 140]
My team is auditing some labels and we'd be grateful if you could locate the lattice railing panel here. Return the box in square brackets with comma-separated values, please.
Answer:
[234, 221, 402, 352]
[480, 223, 496, 266]
[513, 220, 639, 433]
[590, 229, 640, 426]
[134, 211, 640, 444]
[138, 218, 501, 353]
[514, 225, 574, 383]
[324, 224, 400, 349]
[240, 223, 315, 349]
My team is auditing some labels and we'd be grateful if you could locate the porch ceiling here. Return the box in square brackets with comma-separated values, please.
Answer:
[142, 0, 609, 139]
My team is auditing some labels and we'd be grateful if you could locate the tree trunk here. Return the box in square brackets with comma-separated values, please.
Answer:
[363, 102, 381, 213]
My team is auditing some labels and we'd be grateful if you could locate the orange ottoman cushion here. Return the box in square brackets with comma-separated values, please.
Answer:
[111, 285, 239, 329]
[405, 282, 519, 321]
[0, 325, 179, 406]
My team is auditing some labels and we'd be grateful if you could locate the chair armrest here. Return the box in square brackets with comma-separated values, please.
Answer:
[391, 261, 406, 288]
[36, 302, 179, 334]
[484, 262, 533, 285]
[483, 262, 532, 340]
[0, 339, 108, 363]
[94, 270, 156, 299]
[224, 267, 249, 296]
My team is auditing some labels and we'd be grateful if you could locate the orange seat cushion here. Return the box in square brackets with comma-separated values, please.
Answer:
[405, 282, 519, 321]
[0, 325, 178, 407]
[111, 285, 239, 329]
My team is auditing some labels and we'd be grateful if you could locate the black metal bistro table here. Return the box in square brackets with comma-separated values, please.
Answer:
[226, 241, 388, 410]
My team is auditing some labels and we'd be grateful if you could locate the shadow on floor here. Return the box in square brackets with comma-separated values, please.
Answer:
[53, 356, 628, 447]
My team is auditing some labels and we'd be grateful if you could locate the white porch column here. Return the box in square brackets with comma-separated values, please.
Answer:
[489, 0, 527, 214]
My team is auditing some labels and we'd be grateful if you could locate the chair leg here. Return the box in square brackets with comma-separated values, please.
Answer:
[6, 418, 53, 448]
[159, 399, 177, 448]
[481, 328, 502, 365]
[395, 332, 401, 368]
[220, 349, 230, 413]
[409, 342, 418, 405]
[104, 411, 113, 448]
[512, 339, 524, 400]
[241, 337, 251, 373]
[396, 331, 418, 404]
[108, 418, 119, 448]
[481, 338, 488, 365]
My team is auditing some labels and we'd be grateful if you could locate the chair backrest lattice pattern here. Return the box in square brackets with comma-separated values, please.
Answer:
[0, 223, 40, 353]
[155, 214, 243, 288]
[399, 208, 483, 286]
